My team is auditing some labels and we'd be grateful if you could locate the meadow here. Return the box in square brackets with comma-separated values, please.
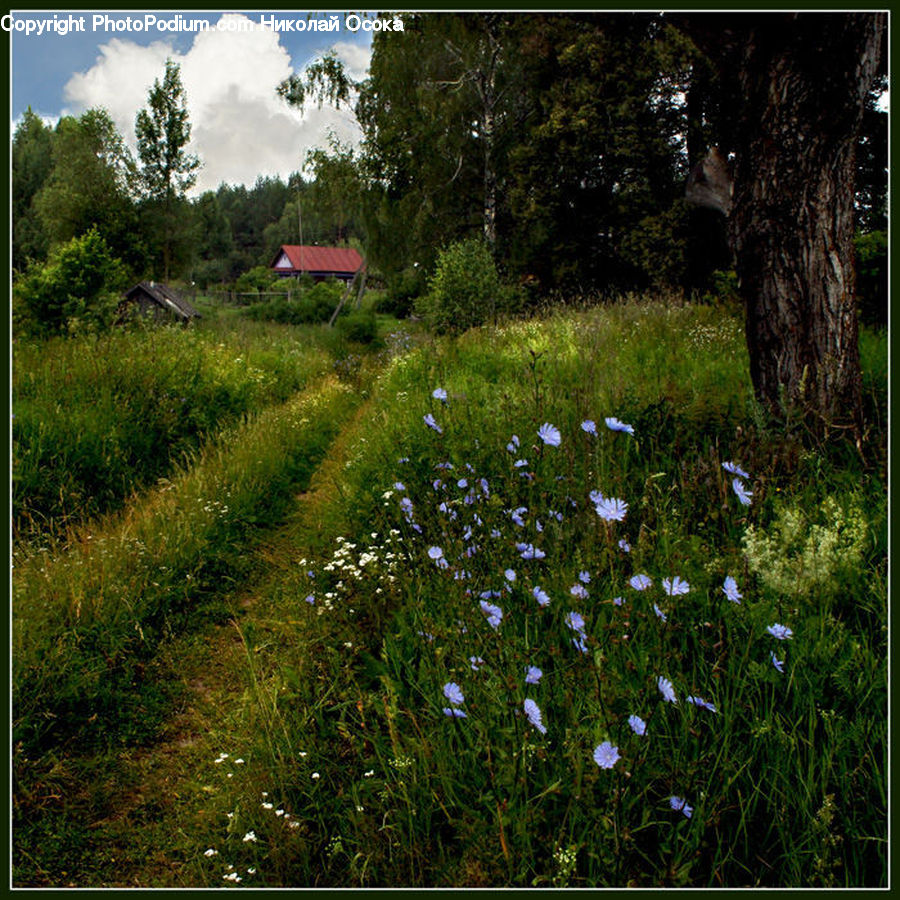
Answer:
[12, 297, 887, 887]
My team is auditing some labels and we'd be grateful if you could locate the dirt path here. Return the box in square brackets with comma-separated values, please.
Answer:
[14, 382, 380, 887]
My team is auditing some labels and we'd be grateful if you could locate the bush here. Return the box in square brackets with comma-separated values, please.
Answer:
[336, 309, 377, 344]
[13, 229, 127, 336]
[234, 265, 276, 296]
[241, 280, 346, 326]
[382, 266, 428, 318]
[416, 238, 507, 334]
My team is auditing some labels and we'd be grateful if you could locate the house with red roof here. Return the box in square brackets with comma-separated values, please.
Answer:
[270, 245, 364, 282]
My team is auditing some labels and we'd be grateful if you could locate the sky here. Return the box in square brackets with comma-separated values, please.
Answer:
[11, 10, 376, 193]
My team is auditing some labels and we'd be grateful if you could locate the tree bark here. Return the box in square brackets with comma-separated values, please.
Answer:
[675, 13, 885, 433]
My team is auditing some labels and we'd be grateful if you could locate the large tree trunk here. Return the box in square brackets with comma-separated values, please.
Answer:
[677, 13, 884, 433]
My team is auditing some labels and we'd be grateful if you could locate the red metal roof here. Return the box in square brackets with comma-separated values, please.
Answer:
[272, 245, 363, 274]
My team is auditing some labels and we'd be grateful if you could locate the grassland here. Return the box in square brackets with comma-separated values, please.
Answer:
[12, 297, 887, 887]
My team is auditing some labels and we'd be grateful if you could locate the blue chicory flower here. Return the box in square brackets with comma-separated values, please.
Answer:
[628, 715, 647, 736]
[595, 496, 628, 522]
[662, 576, 690, 596]
[593, 741, 621, 769]
[443, 682, 464, 705]
[653, 603, 668, 622]
[767, 623, 793, 641]
[658, 676, 678, 703]
[523, 698, 547, 734]
[533, 586, 551, 607]
[669, 796, 693, 818]
[525, 665, 543, 685]
[423, 413, 443, 434]
[432, 387, 448, 403]
[480, 600, 504, 629]
[770, 651, 785, 673]
[605, 417, 635, 435]
[722, 461, 750, 479]
[538, 423, 562, 446]
[443, 707, 467, 718]
[722, 575, 742, 603]
[732, 478, 753, 506]
[581, 419, 597, 435]
[686, 695, 717, 713]
[629, 573, 652, 591]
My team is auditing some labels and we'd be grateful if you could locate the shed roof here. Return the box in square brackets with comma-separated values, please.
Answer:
[271, 245, 363, 274]
[125, 282, 201, 320]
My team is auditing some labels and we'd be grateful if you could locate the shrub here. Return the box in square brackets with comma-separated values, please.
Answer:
[336, 309, 377, 344]
[13, 229, 127, 336]
[235, 265, 276, 296]
[382, 266, 428, 318]
[416, 238, 506, 334]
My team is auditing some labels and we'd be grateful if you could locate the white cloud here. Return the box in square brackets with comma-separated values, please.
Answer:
[61, 13, 367, 193]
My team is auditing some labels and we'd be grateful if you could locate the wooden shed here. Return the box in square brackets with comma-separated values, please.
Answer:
[120, 282, 201, 324]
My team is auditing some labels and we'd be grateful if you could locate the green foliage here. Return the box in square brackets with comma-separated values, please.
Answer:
[242, 280, 345, 325]
[12, 107, 55, 269]
[235, 265, 277, 295]
[13, 229, 127, 336]
[336, 309, 378, 344]
[13, 317, 335, 541]
[853, 229, 886, 327]
[416, 238, 510, 334]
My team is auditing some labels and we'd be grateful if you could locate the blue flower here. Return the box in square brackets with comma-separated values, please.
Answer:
[469, 656, 485, 671]
[578, 570, 591, 584]
[457, 478, 468, 489]
[514, 459, 529, 468]
[613, 596, 624, 606]
[686, 695, 717, 713]
[732, 478, 753, 506]
[770, 651, 785, 673]
[523, 698, 547, 734]
[525, 665, 543, 685]
[662, 576, 690, 596]
[506, 434, 520, 453]
[722, 460, 750, 479]
[653, 603, 668, 622]
[581, 419, 597, 435]
[480, 600, 503, 629]
[595, 496, 628, 522]
[628, 714, 646, 736]
[538, 423, 562, 446]
[589, 489, 605, 505]
[629, 573, 652, 591]
[658, 676, 678, 703]
[767, 623, 793, 641]
[504, 568, 517, 583]
[570, 583, 589, 600]
[394, 481, 406, 492]
[511, 507, 528, 526]
[432, 387, 448, 403]
[427, 546, 444, 560]
[304, 594, 315, 605]
[423, 413, 443, 434]
[618, 539, 631, 553]
[605, 416, 634, 435]
[669, 796, 693, 819]
[443, 707, 467, 718]
[565, 611, 586, 633]
[443, 682, 464, 706]
[722, 575, 742, 604]
[593, 741, 621, 769]
[518, 543, 545, 560]
[533, 586, 551, 607]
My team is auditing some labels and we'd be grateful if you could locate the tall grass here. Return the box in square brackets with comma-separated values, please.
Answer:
[12, 318, 335, 542]
[13, 375, 361, 755]
[201, 303, 885, 887]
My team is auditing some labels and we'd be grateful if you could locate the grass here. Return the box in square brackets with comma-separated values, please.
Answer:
[12, 299, 887, 887]
[12, 315, 337, 543]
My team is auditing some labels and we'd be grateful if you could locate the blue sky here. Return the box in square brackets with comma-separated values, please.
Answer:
[11, 11, 375, 191]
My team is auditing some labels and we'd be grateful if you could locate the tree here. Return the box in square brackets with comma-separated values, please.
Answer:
[32, 109, 142, 270]
[12, 108, 55, 269]
[135, 59, 201, 280]
[14, 229, 127, 335]
[675, 12, 886, 434]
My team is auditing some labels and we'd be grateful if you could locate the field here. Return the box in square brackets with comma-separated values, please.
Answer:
[12, 296, 887, 887]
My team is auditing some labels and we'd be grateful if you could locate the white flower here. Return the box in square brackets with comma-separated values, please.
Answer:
[204, 848, 218, 857]
[242, 831, 257, 843]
